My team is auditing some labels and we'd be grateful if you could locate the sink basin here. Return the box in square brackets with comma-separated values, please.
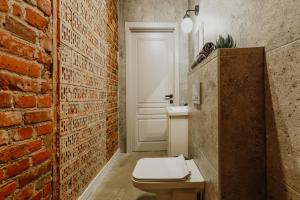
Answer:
[166, 106, 189, 116]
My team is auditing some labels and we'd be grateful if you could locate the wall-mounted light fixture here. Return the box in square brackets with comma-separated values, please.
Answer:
[181, 5, 199, 34]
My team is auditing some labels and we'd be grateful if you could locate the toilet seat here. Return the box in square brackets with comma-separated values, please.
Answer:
[132, 155, 204, 191]
[132, 156, 204, 200]
[133, 155, 190, 182]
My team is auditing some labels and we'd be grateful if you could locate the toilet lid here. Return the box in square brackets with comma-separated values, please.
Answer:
[132, 155, 190, 181]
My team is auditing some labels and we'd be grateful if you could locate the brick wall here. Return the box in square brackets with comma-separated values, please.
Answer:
[58, 0, 118, 199]
[0, 0, 54, 199]
[0, 0, 118, 198]
[105, 0, 118, 160]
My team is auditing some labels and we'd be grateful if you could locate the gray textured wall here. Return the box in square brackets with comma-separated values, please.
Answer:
[188, 48, 266, 200]
[118, 0, 189, 152]
[188, 0, 300, 199]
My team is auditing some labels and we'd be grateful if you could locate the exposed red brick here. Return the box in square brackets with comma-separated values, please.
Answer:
[36, 123, 52, 136]
[43, 182, 51, 197]
[56, 0, 119, 197]
[0, 181, 17, 199]
[39, 34, 52, 52]
[25, 8, 48, 31]
[6, 159, 30, 177]
[18, 161, 51, 187]
[0, 144, 28, 163]
[24, 111, 51, 124]
[0, 0, 8, 12]
[24, 0, 36, 6]
[0, 0, 53, 196]
[0, 31, 49, 64]
[37, 95, 51, 108]
[0, 71, 39, 93]
[0, 54, 40, 78]
[27, 140, 42, 153]
[14, 95, 36, 108]
[12, 4, 22, 17]
[32, 150, 49, 165]
[41, 81, 50, 93]
[0, 111, 22, 128]
[34, 172, 51, 190]
[36, 51, 49, 64]
[14, 184, 33, 200]
[0, 169, 4, 181]
[14, 127, 33, 141]
[44, 195, 51, 200]
[4, 16, 36, 43]
[31, 191, 43, 200]
[0, 130, 8, 146]
[37, 0, 51, 16]
[0, 92, 12, 108]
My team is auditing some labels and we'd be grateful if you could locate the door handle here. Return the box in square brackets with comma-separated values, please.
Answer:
[164, 94, 173, 99]
[165, 94, 174, 104]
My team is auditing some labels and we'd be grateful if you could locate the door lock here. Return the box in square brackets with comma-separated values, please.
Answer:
[165, 94, 174, 104]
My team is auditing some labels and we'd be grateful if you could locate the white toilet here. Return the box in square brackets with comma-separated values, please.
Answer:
[132, 155, 204, 200]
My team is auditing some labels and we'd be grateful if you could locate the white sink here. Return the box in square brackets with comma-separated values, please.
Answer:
[166, 106, 189, 116]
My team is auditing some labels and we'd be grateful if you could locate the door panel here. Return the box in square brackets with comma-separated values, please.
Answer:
[138, 108, 167, 115]
[137, 39, 170, 103]
[138, 119, 168, 142]
[128, 28, 177, 152]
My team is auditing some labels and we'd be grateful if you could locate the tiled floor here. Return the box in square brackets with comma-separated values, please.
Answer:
[91, 151, 167, 200]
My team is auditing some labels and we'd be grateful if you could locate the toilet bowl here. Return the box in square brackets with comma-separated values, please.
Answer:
[132, 155, 204, 200]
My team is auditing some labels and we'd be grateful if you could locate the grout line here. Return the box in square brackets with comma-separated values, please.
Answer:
[266, 38, 300, 53]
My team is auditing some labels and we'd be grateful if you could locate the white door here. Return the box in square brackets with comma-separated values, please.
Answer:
[126, 23, 179, 152]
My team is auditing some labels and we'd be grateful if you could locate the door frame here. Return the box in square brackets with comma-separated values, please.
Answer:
[125, 22, 180, 152]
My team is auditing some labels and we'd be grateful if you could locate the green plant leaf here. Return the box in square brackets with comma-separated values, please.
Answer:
[216, 34, 236, 48]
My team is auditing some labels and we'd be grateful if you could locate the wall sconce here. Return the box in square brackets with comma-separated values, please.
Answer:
[181, 5, 199, 34]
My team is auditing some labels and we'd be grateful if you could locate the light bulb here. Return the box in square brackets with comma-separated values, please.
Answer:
[181, 17, 193, 33]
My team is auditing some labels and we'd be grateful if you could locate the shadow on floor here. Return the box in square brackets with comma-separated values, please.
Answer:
[136, 194, 156, 200]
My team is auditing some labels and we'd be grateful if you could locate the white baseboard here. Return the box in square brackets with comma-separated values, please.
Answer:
[78, 148, 121, 200]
